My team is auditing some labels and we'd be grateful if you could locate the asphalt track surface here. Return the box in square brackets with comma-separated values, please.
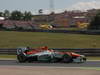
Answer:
[0, 60, 100, 67]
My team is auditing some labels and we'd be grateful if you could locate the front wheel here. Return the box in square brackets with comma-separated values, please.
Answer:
[81, 57, 87, 63]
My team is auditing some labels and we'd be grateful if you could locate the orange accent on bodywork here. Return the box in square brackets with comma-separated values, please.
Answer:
[70, 52, 80, 57]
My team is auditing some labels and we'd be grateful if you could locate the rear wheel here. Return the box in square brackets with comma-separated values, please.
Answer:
[17, 54, 26, 63]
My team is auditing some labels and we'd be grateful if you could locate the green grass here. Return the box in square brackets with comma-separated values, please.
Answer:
[0, 55, 16, 59]
[0, 31, 100, 48]
[80, 67, 100, 70]
[87, 56, 100, 60]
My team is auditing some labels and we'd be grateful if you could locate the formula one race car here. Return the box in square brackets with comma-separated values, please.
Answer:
[17, 46, 86, 63]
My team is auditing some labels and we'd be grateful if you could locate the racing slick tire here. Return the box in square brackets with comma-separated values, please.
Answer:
[62, 54, 72, 63]
[80, 57, 87, 63]
[17, 54, 26, 63]
[75, 57, 87, 63]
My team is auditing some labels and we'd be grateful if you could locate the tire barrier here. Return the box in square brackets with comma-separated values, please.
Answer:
[0, 48, 100, 56]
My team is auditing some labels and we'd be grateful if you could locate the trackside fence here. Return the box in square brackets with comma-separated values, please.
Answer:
[0, 48, 100, 56]
[0, 48, 17, 55]
[52, 48, 100, 56]
[1, 29, 100, 35]
[32, 29, 100, 35]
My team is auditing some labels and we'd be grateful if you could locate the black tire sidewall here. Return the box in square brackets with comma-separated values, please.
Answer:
[17, 54, 26, 63]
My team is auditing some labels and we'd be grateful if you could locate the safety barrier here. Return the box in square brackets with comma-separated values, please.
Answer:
[2, 29, 100, 35]
[32, 29, 100, 35]
[52, 48, 100, 56]
[0, 48, 17, 55]
[0, 48, 100, 56]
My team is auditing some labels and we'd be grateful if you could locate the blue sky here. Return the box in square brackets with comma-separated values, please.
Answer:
[0, 0, 100, 14]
